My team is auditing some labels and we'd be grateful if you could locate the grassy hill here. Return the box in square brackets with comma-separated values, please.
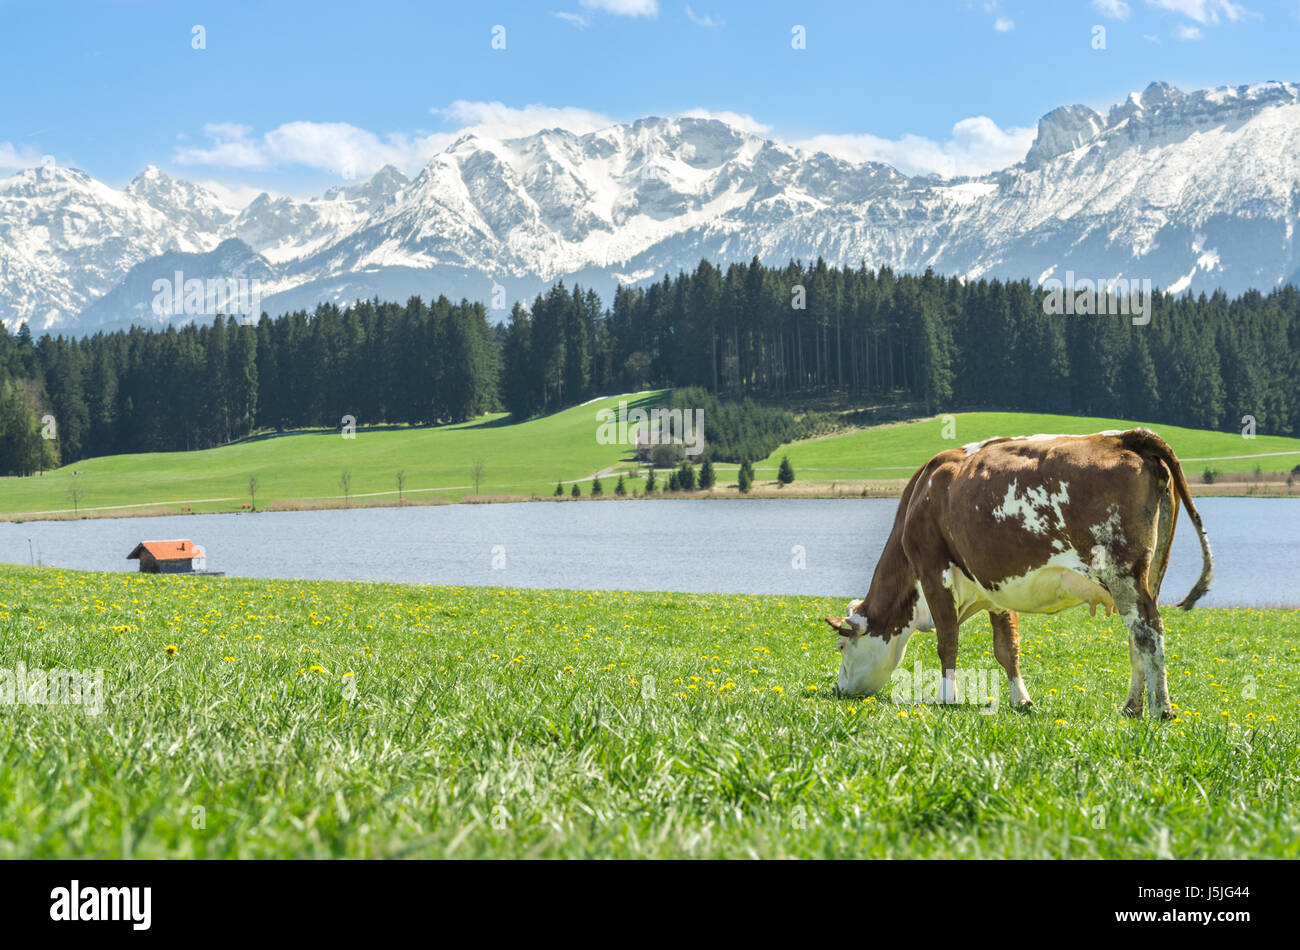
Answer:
[3, 402, 1298, 520]
[0, 392, 665, 519]
[1, 563, 1295, 858]
[754, 411, 1300, 482]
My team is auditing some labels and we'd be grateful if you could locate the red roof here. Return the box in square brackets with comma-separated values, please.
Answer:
[126, 540, 202, 562]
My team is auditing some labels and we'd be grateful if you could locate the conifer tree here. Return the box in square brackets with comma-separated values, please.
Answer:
[777, 456, 795, 486]
[698, 459, 715, 489]
[738, 460, 753, 493]
[677, 461, 695, 490]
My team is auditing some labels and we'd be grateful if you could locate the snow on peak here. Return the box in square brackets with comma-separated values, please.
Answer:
[7, 81, 1300, 333]
[1024, 104, 1106, 169]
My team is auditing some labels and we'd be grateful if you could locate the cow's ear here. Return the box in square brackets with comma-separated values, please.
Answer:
[825, 617, 855, 635]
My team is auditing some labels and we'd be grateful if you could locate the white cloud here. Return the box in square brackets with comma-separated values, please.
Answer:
[978, 0, 1013, 31]
[0, 141, 45, 170]
[175, 121, 444, 176]
[680, 109, 771, 135]
[1092, 0, 1132, 20]
[796, 115, 1036, 178]
[433, 101, 616, 139]
[684, 5, 722, 27]
[580, 0, 658, 16]
[1174, 22, 1205, 37]
[174, 123, 267, 168]
[1146, 0, 1249, 23]
[551, 11, 591, 28]
[194, 179, 275, 210]
[264, 122, 442, 173]
[175, 103, 1034, 183]
[174, 103, 619, 177]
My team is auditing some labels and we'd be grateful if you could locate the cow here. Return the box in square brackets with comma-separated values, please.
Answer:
[825, 429, 1213, 719]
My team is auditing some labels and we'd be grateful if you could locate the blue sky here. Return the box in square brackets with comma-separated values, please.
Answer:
[2, 0, 1298, 200]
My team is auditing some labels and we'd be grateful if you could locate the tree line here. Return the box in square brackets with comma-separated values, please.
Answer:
[502, 258, 1297, 439]
[1, 257, 1297, 476]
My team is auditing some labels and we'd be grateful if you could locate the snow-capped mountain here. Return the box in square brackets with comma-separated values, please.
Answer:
[5, 80, 1300, 335]
[0, 164, 237, 330]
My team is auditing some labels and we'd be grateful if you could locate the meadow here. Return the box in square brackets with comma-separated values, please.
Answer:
[755, 411, 1300, 483]
[0, 392, 665, 519]
[3, 402, 1299, 520]
[1, 563, 1295, 858]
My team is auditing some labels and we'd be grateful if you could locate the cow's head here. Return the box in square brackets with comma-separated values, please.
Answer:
[826, 599, 909, 696]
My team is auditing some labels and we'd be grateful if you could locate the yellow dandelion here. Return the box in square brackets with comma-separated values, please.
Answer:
[164, 644, 178, 657]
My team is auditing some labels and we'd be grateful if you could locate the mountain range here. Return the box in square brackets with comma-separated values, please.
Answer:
[4, 80, 1300, 336]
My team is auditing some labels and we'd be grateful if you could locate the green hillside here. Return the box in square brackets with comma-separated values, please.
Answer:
[754, 411, 1300, 481]
[3, 402, 1297, 520]
[0, 392, 665, 518]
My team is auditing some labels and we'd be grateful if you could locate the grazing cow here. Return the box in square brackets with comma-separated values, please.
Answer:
[825, 429, 1213, 719]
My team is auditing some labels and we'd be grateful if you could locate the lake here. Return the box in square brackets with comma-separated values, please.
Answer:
[0, 498, 1295, 607]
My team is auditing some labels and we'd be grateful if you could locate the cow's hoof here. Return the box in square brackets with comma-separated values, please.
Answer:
[1121, 703, 1143, 719]
[1014, 699, 1034, 712]
[1156, 708, 1175, 722]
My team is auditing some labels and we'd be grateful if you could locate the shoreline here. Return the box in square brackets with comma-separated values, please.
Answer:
[4, 477, 1296, 524]
[2, 562, 1297, 610]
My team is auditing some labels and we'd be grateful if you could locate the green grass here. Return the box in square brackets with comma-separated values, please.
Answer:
[755, 411, 1300, 480]
[0, 392, 665, 517]
[1, 563, 1295, 858]
[3, 403, 1298, 518]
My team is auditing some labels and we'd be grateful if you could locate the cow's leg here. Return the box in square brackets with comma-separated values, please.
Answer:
[990, 610, 1032, 707]
[919, 576, 961, 704]
[1135, 592, 1173, 719]
[1114, 582, 1172, 720]
[1122, 634, 1146, 718]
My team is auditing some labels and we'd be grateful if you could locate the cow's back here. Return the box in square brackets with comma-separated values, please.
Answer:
[917, 431, 1166, 598]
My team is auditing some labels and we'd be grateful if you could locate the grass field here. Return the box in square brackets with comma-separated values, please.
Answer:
[755, 411, 1300, 482]
[1, 563, 1295, 858]
[0, 392, 666, 519]
[3, 403, 1299, 520]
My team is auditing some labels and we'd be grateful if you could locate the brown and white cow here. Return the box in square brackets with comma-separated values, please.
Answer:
[825, 429, 1213, 719]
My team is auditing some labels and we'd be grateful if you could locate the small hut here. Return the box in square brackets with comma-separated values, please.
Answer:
[126, 539, 205, 574]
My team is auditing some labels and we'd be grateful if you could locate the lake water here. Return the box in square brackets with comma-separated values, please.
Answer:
[0, 498, 1296, 607]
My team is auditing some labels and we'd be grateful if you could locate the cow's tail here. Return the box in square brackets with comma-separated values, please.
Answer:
[1120, 429, 1213, 609]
